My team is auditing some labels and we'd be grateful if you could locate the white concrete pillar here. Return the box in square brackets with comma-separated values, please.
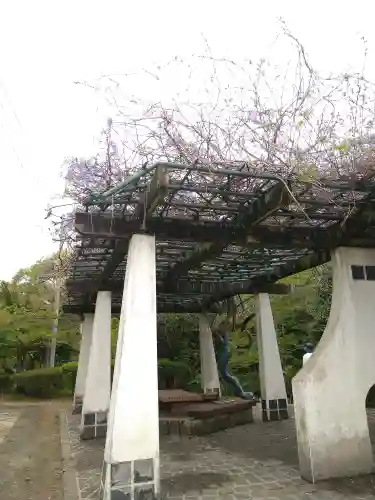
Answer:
[73, 313, 94, 414]
[293, 247, 375, 482]
[256, 293, 288, 421]
[80, 291, 112, 440]
[100, 234, 159, 500]
[199, 315, 221, 396]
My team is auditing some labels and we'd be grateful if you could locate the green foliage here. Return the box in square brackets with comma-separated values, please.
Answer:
[61, 361, 78, 394]
[60, 360, 116, 396]
[157, 314, 200, 390]
[0, 255, 80, 373]
[61, 361, 78, 373]
[0, 254, 333, 400]
[158, 313, 200, 365]
[0, 371, 13, 393]
[269, 265, 331, 394]
[153, 268, 333, 398]
[158, 358, 191, 389]
[14, 367, 64, 398]
[110, 317, 120, 358]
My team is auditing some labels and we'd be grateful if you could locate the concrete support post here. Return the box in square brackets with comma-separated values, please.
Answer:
[100, 234, 160, 500]
[199, 315, 221, 396]
[80, 291, 112, 440]
[293, 247, 375, 482]
[256, 293, 288, 421]
[73, 313, 94, 414]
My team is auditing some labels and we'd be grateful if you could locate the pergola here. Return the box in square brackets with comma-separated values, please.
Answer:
[65, 162, 375, 497]
[64, 161, 375, 314]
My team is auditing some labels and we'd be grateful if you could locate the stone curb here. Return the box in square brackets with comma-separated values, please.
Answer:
[59, 410, 80, 500]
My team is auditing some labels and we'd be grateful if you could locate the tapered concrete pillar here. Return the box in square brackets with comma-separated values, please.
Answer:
[293, 248, 375, 482]
[256, 293, 288, 421]
[80, 291, 112, 440]
[199, 315, 221, 396]
[73, 313, 94, 414]
[100, 234, 159, 500]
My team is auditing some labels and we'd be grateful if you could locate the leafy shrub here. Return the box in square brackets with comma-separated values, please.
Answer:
[0, 371, 13, 393]
[61, 361, 78, 374]
[61, 362, 78, 394]
[14, 367, 64, 398]
[186, 373, 202, 392]
[61, 360, 116, 394]
[158, 359, 191, 389]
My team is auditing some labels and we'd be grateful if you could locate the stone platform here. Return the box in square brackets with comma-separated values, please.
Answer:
[159, 389, 218, 408]
[159, 389, 255, 436]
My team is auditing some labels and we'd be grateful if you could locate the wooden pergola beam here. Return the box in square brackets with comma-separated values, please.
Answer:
[66, 278, 291, 296]
[75, 210, 375, 249]
[134, 164, 169, 220]
[90, 165, 169, 286]
[203, 249, 330, 307]
[161, 182, 291, 287]
[65, 162, 375, 317]
[62, 301, 223, 315]
[96, 240, 129, 289]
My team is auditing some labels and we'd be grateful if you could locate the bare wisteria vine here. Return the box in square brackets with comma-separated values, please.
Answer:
[52, 26, 375, 257]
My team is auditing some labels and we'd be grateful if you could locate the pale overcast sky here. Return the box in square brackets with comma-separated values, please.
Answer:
[0, 0, 374, 280]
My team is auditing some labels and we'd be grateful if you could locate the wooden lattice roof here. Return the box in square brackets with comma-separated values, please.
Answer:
[64, 162, 375, 314]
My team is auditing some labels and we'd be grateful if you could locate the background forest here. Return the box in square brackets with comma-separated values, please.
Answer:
[0, 254, 331, 398]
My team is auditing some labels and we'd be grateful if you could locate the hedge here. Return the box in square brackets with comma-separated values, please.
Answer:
[60, 361, 119, 395]
[14, 367, 64, 398]
[61, 362, 78, 394]
[0, 372, 13, 393]
[64, 358, 192, 391]
[10, 358, 194, 399]
[158, 359, 191, 389]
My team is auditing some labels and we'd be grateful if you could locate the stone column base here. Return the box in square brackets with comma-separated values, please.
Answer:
[262, 398, 288, 421]
[99, 458, 159, 499]
[204, 388, 220, 396]
[80, 411, 108, 440]
[72, 395, 83, 415]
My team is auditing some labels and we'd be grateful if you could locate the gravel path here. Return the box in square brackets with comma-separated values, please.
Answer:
[0, 402, 66, 500]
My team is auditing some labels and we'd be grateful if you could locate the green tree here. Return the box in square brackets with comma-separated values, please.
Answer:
[0, 255, 80, 372]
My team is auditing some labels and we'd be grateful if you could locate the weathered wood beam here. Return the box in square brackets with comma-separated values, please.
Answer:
[203, 249, 330, 308]
[97, 239, 129, 289]
[91, 165, 169, 286]
[75, 208, 375, 249]
[134, 164, 169, 221]
[161, 182, 291, 287]
[75, 212, 237, 242]
[66, 278, 291, 296]
[278, 210, 344, 221]
[163, 242, 227, 284]
[235, 181, 291, 227]
[63, 301, 222, 315]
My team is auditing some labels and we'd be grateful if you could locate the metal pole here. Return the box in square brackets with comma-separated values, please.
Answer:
[48, 220, 64, 368]
[48, 278, 61, 368]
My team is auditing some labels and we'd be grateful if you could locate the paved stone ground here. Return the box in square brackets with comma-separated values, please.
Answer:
[65, 409, 375, 500]
[0, 409, 19, 444]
